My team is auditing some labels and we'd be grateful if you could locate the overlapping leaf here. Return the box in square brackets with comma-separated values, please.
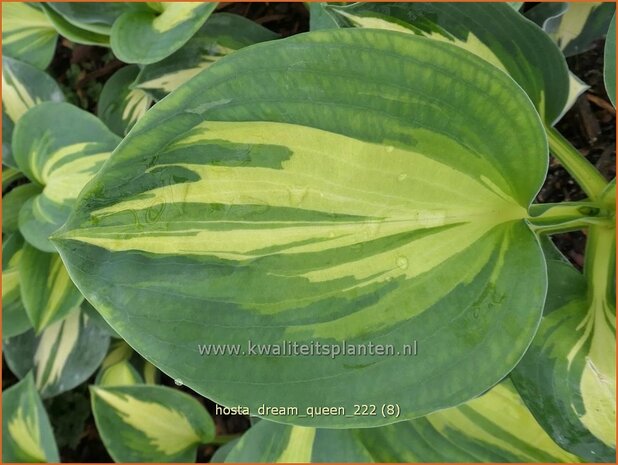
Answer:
[98, 65, 152, 137]
[605, 14, 616, 107]
[110, 2, 218, 64]
[3, 183, 42, 235]
[2, 374, 59, 463]
[1, 3, 57, 70]
[225, 381, 578, 463]
[2, 234, 32, 339]
[40, 3, 110, 47]
[321, 2, 569, 125]
[19, 242, 84, 333]
[527, 2, 615, 57]
[97, 361, 143, 387]
[308, 3, 341, 31]
[82, 300, 120, 339]
[55, 29, 548, 427]
[3, 307, 110, 398]
[513, 250, 616, 461]
[2, 56, 64, 168]
[134, 13, 278, 100]
[91, 385, 215, 462]
[2, 166, 27, 192]
[45, 2, 132, 35]
[12, 102, 120, 252]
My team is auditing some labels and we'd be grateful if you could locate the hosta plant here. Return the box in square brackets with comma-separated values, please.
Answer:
[1, 2, 616, 463]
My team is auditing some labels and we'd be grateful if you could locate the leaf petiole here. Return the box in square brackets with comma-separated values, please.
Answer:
[545, 125, 609, 200]
[527, 201, 613, 235]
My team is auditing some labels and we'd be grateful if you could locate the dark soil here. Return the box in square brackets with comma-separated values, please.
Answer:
[2, 3, 615, 462]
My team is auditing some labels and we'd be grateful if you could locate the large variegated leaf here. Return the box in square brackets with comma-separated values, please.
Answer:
[605, 14, 616, 107]
[323, 2, 569, 125]
[40, 3, 110, 47]
[1, 3, 57, 70]
[2, 56, 64, 168]
[110, 2, 218, 64]
[19, 242, 84, 333]
[55, 29, 549, 427]
[226, 381, 578, 463]
[13, 102, 120, 252]
[2, 374, 59, 463]
[98, 65, 152, 137]
[3, 183, 41, 234]
[134, 13, 278, 100]
[2, 234, 32, 338]
[91, 385, 215, 462]
[3, 307, 110, 398]
[513, 249, 616, 460]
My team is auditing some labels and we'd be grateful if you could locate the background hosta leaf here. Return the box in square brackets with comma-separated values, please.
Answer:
[3, 307, 110, 398]
[525, 2, 569, 30]
[40, 3, 110, 47]
[308, 3, 341, 31]
[605, 14, 616, 107]
[2, 374, 60, 463]
[3, 110, 15, 167]
[13, 102, 120, 252]
[134, 13, 278, 100]
[212, 440, 240, 463]
[56, 29, 548, 427]
[100, 340, 134, 370]
[513, 258, 616, 460]
[98, 65, 152, 137]
[91, 385, 215, 462]
[2, 234, 32, 338]
[226, 381, 578, 463]
[82, 300, 120, 339]
[323, 2, 569, 125]
[564, 72, 590, 121]
[96, 340, 142, 387]
[110, 2, 218, 64]
[2, 56, 65, 168]
[528, 2, 615, 57]
[2, 166, 27, 192]
[1, 2, 57, 70]
[97, 360, 143, 387]
[45, 2, 131, 35]
[19, 243, 84, 333]
[3, 183, 42, 234]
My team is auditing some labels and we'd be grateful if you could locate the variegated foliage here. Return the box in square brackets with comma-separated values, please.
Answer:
[3, 306, 110, 398]
[2, 374, 59, 463]
[91, 385, 215, 462]
[225, 382, 578, 463]
[55, 29, 550, 427]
